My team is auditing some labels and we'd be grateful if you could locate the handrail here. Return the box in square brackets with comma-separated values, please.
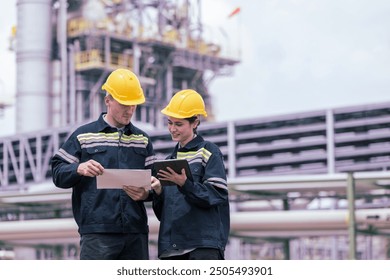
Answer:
[2, 103, 390, 190]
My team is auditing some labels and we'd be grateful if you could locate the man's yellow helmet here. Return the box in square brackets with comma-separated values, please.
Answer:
[102, 68, 145, 105]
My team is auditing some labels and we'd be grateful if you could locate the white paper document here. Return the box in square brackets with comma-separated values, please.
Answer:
[96, 169, 151, 190]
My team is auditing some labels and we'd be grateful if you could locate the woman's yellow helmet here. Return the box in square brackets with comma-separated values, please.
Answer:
[161, 89, 207, 118]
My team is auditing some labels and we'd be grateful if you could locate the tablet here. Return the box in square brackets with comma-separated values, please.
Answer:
[153, 159, 193, 186]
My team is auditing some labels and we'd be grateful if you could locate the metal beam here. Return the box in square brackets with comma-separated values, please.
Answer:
[347, 172, 357, 259]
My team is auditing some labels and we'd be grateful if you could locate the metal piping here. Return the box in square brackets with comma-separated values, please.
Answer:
[347, 172, 357, 259]
[59, 0, 68, 126]
[1, 209, 390, 243]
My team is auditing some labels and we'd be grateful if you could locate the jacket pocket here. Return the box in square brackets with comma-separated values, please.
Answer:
[124, 147, 148, 168]
[133, 147, 147, 156]
[190, 165, 204, 183]
[85, 147, 107, 162]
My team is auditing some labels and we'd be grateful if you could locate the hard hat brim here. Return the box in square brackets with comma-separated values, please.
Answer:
[116, 96, 145, 106]
[161, 107, 207, 118]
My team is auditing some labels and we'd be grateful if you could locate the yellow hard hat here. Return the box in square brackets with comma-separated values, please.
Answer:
[161, 89, 208, 118]
[101, 68, 145, 105]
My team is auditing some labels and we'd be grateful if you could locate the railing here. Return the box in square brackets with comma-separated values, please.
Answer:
[74, 49, 133, 71]
[2, 102, 390, 190]
[0, 127, 72, 190]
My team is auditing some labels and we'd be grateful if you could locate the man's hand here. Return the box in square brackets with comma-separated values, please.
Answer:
[77, 160, 104, 177]
[123, 185, 149, 201]
[151, 176, 162, 195]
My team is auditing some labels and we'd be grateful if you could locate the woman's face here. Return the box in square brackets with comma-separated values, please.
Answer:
[167, 116, 198, 147]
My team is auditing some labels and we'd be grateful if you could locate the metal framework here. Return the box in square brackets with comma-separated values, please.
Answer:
[56, 0, 238, 128]
[4, 101, 390, 189]
[2, 102, 390, 259]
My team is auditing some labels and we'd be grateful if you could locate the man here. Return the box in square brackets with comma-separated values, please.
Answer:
[51, 68, 156, 260]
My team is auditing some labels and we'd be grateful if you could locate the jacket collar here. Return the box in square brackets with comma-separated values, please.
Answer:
[176, 134, 204, 152]
[97, 113, 135, 134]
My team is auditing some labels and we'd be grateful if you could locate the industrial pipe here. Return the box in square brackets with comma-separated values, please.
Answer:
[1, 209, 390, 243]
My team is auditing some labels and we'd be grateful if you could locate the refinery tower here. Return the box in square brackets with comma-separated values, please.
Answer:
[15, 0, 239, 133]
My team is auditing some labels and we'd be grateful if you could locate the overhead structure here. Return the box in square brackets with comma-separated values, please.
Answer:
[14, 0, 239, 132]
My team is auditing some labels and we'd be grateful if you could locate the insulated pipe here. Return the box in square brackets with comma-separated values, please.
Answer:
[229, 171, 390, 194]
[16, 0, 52, 132]
[1, 209, 390, 243]
[0, 217, 159, 242]
[0, 218, 79, 241]
[230, 208, 390, 232]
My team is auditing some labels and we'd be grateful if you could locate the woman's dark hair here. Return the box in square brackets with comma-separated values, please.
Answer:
[185, 116, 200, 134]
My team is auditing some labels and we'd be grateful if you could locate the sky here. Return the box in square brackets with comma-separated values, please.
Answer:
[1, 0, 390, 136]
[204, 0, 390, 120]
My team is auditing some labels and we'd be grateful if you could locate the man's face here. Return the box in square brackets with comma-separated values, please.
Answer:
[105, 96, 136, 128]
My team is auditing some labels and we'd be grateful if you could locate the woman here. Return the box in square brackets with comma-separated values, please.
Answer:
[151, 89, 230, 260]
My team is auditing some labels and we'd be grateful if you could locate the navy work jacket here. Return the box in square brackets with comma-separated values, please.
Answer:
[51, 113, 156, 235]
[153, 135, 230, 258]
